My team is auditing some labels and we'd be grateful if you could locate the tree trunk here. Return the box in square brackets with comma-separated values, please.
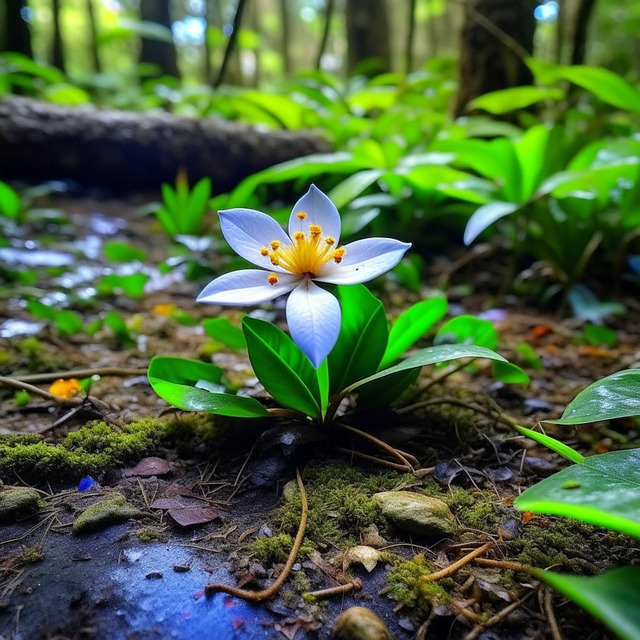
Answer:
[405, 0, 417, 72]
[571, 0, 598, 65]
[85, 0, 101, 73]
[51, 0, 65, 71]
[0, 96, 331, 192]
[3, 0, 33, 56]
[139, 0, 179, 78]
[345, 0, 391, 76]
[454, 0, 537, 117]
[214, 0, 247, 88]
[315, 0, 335, 71]
[278, 0, 291, 75]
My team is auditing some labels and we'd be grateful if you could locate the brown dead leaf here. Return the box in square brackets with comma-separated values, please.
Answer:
[168, 506, 220, 527]
[125, 457, 173, 477]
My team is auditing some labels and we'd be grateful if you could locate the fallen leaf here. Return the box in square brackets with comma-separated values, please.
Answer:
[343, 545, 381, 573]
[125, 457, 173, 477]
[168, 506, 220, 527]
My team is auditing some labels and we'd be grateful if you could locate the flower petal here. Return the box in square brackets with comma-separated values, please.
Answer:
[197, 270, 299, 305]
[219, 208, 291, 271]
[286, 280, 341, 368]
[315, 238, 411, 285]
[288, 184, 341, 243]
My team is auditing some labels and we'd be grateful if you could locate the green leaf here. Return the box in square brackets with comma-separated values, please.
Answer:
[548, 369, 640, 425]
[583, 324, 617, 348]
[469, 86, 565, 114]
[203, 317, 247, 351]
[328, 170, 383, 209]
[515, 425, 585, 464]
[435, 315, 497, 350]
[380, 298, 447, 369]
[355, 368, 420, 408]
[103, 241, 147, 263]
[328, 285, 388, 396]
[536, 567, 640, 640]
[0, 181, 22, 219]
[185, 177, 211, 233]
[242, 317, 322, 417]
[147, 356, 270, 418]
[464, 201, 520, 245]
[491, 360, 530, 384]
[97, 273, 149, 299]
[104, 311, 135, 348]
[346, 344, 512, 393]
[514, 448, 640, 538]
[43, 83, 91, 106]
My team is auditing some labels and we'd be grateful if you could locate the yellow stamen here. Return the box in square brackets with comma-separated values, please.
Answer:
[297, 211, 307, 220]
[258, 224, 346, 278]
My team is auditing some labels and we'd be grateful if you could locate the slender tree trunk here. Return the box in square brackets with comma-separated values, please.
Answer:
[249, 0, 260, 86]
[405, 0, 417, 72]
[3, 0, 33, 56]
[345, 0, 391, 76]
[85, 0, 101, 73]
[51, 0, 66, 71]
[278, 0, 291, 75]
[315, 0, 335, 71]
[571, 0, 597, 65]
[139, 0, 179, 78]
[214, 0, 248, 88]
[454, 0, 537, 117]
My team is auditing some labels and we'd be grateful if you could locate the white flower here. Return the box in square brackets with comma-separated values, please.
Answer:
[197, 185, 411, 367]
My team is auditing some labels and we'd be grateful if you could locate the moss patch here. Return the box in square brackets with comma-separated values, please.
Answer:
[0, 487, 43, 521]
[386, 555, 451, 620]
[250, 534, 294, 565]
[73, 494, 144, 534]
[278, 461, 403, 547]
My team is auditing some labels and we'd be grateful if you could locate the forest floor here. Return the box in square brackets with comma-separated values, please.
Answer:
[0, 188, 638, 640]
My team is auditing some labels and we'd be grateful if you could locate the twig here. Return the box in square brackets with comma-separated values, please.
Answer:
[472, 557, 534, 574]
[463, 591, 536, 640]
[14, 367, 147, 383]
[421, 542, 494, 583]
[334, 447, 412, 472]
[204, 467, 308, 601]
[305, 578, 362, 599]
[543, 586, 564, 640]
[335, 422, 415, 472]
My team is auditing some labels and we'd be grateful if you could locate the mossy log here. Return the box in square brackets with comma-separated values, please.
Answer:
[0, 96, 332, 192]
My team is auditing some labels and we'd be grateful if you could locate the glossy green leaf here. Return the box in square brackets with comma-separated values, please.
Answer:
[464, 201, 520, 245]
[548, 369, 640, 425]
[515, 448, 640, 538]
[491, 360, 530, 384]
[242, 317, 321, 417]
[328, 170, 383, 209]
[328, 285, 388, 395]
[355, 368, 420, 408]
[435, 315, 497, 349]
[148, 356, 269, 418]
[536, 567, 640, 640]
[0, 181, 21, 219]
[515, 425, 585, 464]
[380, 298, 447, 369]
[203, 317, 247, 351]
[469, 86, 565, 114]
[346, 344, 513, 393]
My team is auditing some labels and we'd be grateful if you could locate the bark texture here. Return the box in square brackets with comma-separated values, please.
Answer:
[454, 0, 537, 116]
[345, 0, 391, 76]
[0, 97, 331, 192]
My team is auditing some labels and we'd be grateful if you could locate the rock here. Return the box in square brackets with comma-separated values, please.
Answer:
[0, 487, 42, 520]
[332, 606, 393, 640]
[372, 491, 457, 537]
[73, 494, 144, 534]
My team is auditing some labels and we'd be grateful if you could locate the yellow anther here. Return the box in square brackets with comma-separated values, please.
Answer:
[309, 225, 322, 237]
[260, 247, 270, 256]
[333, 247, 346, 264]
[325, 236, 335, 246]
[270, 257, 280, 266]
[268, 273, 279, 286]
[270, 240, 281, 250]
[296, 211, 307, 220]
[293, 231, 305, 241]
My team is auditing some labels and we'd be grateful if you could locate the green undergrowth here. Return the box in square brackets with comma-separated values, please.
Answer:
[0, 414, 259, 484]
[278, 460, 406, 548]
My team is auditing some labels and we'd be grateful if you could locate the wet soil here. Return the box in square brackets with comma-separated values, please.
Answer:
[1, 187, 639, 639]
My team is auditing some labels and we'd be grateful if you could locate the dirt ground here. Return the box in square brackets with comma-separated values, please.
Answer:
[1, 189, 638, 639]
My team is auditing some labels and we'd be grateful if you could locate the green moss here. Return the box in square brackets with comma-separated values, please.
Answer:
[0, 487, 43, 520]
[278, 461, 402, 547]
[73, 494, 144, 534]
[137, 525, 169, 543]
[250, 534, 294, 565]
[386, 555, 451, 620]
[0, 415, 236, 485]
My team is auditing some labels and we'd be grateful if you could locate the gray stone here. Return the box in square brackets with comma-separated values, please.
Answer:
[372, 491, 457, 537]
[0, 487, 43, 520]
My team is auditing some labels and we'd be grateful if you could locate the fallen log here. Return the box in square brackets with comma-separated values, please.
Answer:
[0, 96, 331, 192]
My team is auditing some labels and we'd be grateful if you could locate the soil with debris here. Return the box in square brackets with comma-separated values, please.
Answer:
[1, 186, 638, 640]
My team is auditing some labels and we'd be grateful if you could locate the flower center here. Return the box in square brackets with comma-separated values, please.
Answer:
[261, 216, 345, 284]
